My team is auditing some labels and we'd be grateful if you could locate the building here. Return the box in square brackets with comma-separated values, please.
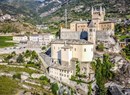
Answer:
[13, 35, 28, 42]
[60, 6, 115, 46]
[29, 34, 54, 45]
[49, 39, 94, 83]
[49, 6, 115, 84]
[43, 34, 55, 45]
[36, 25, 49, 30]
[70, 20, 89, 31]
[49, 63, 74, 83]
[119, 38, 130, 48]
[29, 34, 41, 42]
[51, 39, 94, 63]
[60, 22, 96, 46]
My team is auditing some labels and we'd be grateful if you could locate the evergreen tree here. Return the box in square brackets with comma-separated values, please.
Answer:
[91, 54, 114, 95]
[17, 54, 24, 63]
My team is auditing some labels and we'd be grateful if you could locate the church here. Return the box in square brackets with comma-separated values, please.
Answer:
[60, 6, 115, 44]
[49, 6, 115, 84]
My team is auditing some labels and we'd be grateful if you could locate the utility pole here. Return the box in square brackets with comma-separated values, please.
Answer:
[65, 0, 68, 28]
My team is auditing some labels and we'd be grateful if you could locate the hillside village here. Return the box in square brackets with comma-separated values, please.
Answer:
[0, 2, 130, 95]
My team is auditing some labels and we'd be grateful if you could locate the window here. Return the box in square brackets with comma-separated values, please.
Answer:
[90, 29, 92, 32]
[84, 48, 86, 52]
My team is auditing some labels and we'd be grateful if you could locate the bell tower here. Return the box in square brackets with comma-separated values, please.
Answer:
[91, 6, 105, 30]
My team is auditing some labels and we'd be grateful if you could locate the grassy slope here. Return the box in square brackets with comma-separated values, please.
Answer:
[0, 36, 15, 48]
[0, 65, 38, 74]
[0, 76, 20, 95]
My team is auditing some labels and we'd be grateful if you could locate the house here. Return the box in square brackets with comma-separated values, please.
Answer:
[13, 35, 28, 42]
[29, 34, 54, 46]
[119, 38, 130, 48]
[36, 25, 48, 30]
[49, 63, 74, 83]
[43, 34, 54, 45]
[29, 34, 40, 42]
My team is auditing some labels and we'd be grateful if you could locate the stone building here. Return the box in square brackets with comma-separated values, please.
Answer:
[49, 6, 115, 84]
[49, 39, 94, 83]
[60, 6, 115, 45]
[51, 39, 94, 63]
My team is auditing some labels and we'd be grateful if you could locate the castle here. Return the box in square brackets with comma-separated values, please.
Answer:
[49, 6, 115, 84]
[60, 6, 115, 44]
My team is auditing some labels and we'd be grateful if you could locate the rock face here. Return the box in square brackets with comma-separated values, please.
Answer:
[113, 63, 130, 87]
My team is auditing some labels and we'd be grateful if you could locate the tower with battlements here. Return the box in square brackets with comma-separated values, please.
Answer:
[91, 6, 105, 30]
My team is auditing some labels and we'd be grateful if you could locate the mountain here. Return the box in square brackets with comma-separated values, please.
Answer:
[0, 0, 130, 25]
[46, 0, 130, 22]
[0, 0, 68, 24]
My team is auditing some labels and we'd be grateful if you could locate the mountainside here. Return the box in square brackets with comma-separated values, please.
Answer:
[0, 0, 130, 25]
[0, 0, 68, 24]
[47, 0, 130, 22]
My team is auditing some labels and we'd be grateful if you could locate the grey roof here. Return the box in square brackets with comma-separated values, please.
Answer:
[71, 21, 88, 24]
[61, 45, 73, 49]
[51, 39, 93, 45]
[108, 86, 124, 95]
[50, 63, 74, 71]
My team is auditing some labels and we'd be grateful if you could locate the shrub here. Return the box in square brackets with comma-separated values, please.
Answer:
[13, 73, 21, 79]
[96, 43, 104, 51]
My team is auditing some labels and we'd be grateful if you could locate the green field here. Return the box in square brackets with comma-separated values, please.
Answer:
[0, 36, 15, 48]
[0, 76, 20, 95]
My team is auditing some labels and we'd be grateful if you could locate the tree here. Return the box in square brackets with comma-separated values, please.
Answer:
[88, 83, 92, 95]
[122, 44, 130, 60]
[76, 61, 80, 76]
[17, 54, 24, 63]
[51, 83, 59, 95]
[102, 54, 114, 80]
[91, 54, 114, 95]
[11, 51, 16, 56]
[96, 43, 104, 52]
[31, 51, 38, 60]
[24, 50, 31, 58]
[39, 76, 50, 85]
[13, 73, 21, 79]
[42, 46, 46, 50]
[4, 54, 13, 63]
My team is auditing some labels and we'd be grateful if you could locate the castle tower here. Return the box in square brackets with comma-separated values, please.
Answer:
[88, 21, 96, 48]
[91, 6, 105, 30]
